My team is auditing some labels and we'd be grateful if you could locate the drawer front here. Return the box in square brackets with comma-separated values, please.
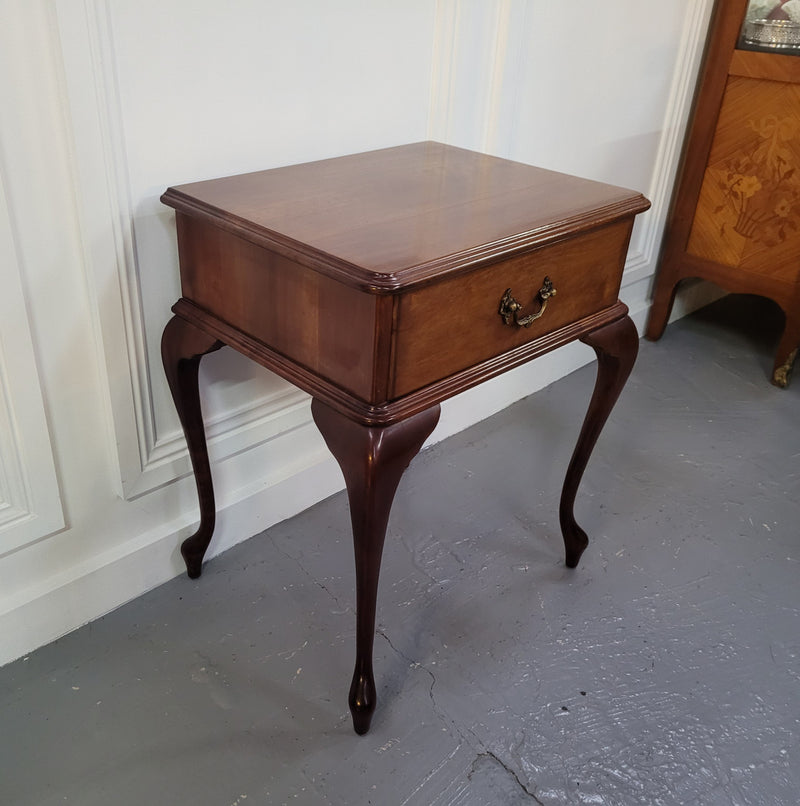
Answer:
[389, 219, 633, 398]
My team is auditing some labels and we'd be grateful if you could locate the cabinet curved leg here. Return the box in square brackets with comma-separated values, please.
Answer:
[161, 315, 224, 579]
[644, 271, 680, 342]
[311, 400, 440, 735]
[560, 315, 639, 568]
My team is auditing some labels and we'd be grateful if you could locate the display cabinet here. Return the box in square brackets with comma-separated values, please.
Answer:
[646, 0, 800, 386]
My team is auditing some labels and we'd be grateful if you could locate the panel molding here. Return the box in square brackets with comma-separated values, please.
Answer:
[55, 0, 311, 501]
[0, 344, 33, 531]
[427, 0, 460, 144]
[479, 0, 529, 157]
[0, 165, 65, 554]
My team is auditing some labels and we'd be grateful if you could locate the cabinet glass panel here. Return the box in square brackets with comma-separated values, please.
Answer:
[740, 1, 800, 52]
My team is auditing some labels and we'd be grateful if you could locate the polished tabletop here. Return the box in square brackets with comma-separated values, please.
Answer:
[162, 141, 648, 290]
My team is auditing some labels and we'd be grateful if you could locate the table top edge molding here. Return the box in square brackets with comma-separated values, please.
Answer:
[161, 189, 650, 294]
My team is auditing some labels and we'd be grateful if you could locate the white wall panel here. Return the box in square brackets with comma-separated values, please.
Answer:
[0, 40, 66, 554]
[0, 330, 64, 549]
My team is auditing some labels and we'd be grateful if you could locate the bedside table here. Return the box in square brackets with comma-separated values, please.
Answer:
[161, 142, 650, 734]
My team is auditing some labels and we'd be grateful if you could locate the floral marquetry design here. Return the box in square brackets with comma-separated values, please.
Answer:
[687, 76, 800, 278]
[713, 115, 800, 245]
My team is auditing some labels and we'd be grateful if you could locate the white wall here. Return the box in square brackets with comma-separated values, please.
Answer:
[0, 0, 714, 666]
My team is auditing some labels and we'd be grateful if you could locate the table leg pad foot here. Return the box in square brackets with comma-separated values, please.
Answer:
[563, 526, 589, 569]
[180, 540, 205, 579]
[349, 672, 376, 735]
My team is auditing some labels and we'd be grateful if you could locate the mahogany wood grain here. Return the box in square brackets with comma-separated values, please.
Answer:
[162, 141, 647, 292]
[161, 142, 650, 733]
[391, 220, 634, 397]
[161, 316, 223, 578]
[176, 213, 382, 402]
[311, 400, 440, 735]
[171, 296, 632, 427]
[560, 315, 639, 567]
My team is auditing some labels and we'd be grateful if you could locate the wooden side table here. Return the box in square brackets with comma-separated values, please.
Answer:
[160, 142, 650, 734]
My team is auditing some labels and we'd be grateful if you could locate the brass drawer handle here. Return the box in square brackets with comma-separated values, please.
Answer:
[498, 277, 557, 328]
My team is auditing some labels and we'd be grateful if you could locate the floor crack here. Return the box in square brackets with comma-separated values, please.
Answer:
[268, 536, 351, 614]
[376, 629, 484, 750]
[470, 751, 545, 804]
[397, 532, 446, 589]
[376, 629, 446, 721]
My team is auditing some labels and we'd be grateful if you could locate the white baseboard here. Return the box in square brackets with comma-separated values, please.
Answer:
[0, 451, 342, 667]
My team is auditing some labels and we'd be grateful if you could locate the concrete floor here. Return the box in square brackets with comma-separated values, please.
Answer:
[1, 295, 798, 806]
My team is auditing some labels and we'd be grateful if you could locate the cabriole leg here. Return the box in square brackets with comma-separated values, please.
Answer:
[161, 315, 223, 579]
[645, 272, 680, 342]
[311, 400, 440, 735]
[560, 315, 639, 568]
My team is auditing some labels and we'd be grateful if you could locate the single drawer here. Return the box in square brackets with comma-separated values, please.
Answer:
[389, 219, 634, 398]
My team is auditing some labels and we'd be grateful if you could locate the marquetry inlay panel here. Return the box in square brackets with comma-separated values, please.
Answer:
[687, 76, 800, 281]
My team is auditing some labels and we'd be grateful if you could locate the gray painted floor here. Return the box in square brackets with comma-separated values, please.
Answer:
[1, 295, 798, 806]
